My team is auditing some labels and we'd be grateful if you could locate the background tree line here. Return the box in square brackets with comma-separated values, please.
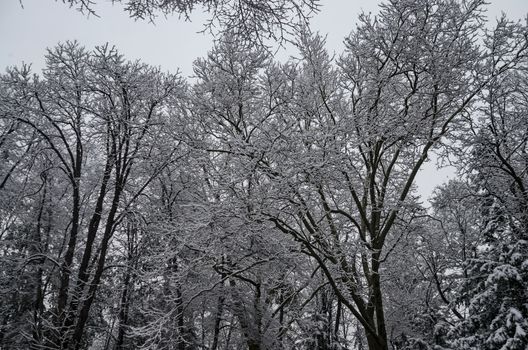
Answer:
[1, 0, 528, 349]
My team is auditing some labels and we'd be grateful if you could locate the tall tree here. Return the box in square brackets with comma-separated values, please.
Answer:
[0, 42, 186, 349]
[221, 1, 528, 349]
[447, 36, 528, 349]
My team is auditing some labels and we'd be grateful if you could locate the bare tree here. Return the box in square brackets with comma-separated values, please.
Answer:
[0, 41, 186, 349]
[53, 0, 319, 45]
[447, 39, 528, 349]
[212, 2, 528, 349]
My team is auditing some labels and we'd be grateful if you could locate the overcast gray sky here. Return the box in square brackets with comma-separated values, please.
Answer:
[3, 0, 527, 75]
[1, 0, 528, 200]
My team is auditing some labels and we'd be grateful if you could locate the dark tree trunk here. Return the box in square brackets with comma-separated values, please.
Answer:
[211, 290, 225, 350]
[176, 285, 185, 350]
[31, 177, 48, 347]
[115, 267, 132, 350]
[69, 182, 123, 350]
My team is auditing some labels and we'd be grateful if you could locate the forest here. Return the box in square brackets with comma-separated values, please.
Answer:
[1, 0, 528, 349]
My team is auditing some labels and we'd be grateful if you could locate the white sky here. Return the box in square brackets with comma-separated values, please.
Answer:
[1, 0, 528, 201]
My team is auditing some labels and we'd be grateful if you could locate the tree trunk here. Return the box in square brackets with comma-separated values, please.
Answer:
[211, 290, 225, 350]
[115, 267, 132, 350]
[228, 278, 261, 350]
[69, 182, 123, 350]
[176, 285, 186, 350]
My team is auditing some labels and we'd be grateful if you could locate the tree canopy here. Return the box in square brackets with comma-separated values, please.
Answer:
[2, 1, 528, 350]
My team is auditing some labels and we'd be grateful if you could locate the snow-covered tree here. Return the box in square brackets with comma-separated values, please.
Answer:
[57, 0, 319, 44]
[447, 33, 528, 349]
[0, 41, 186, 349]
[3, 2, 528, 350]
